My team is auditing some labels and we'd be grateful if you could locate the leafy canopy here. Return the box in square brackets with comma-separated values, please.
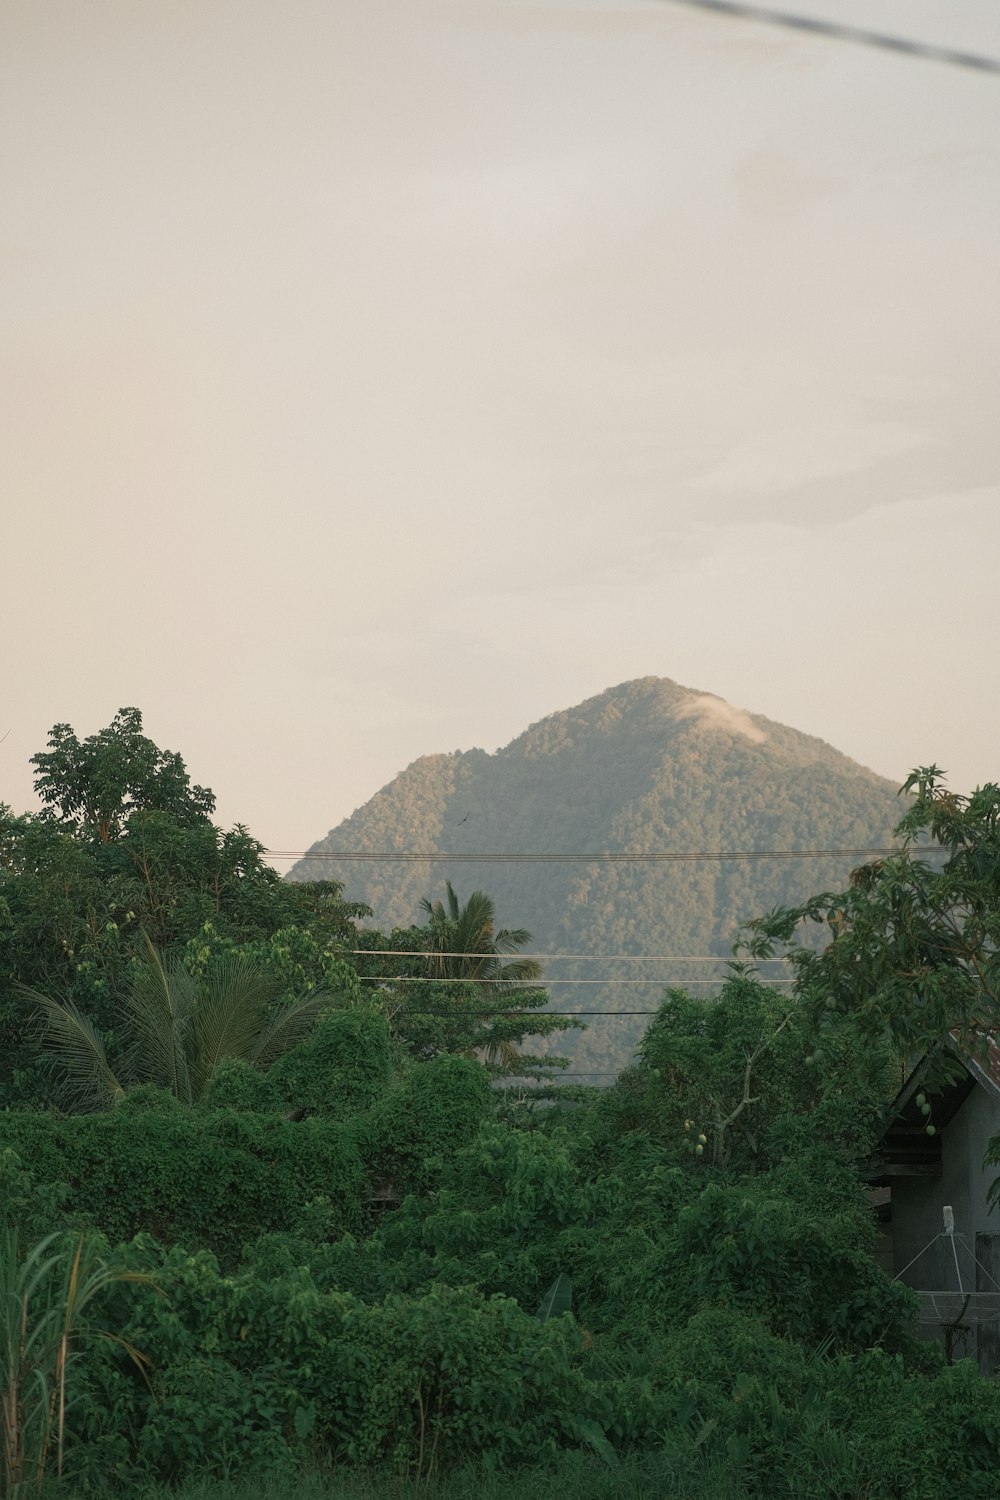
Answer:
[602, 975, 891, 1171]
[741, 767, 1000, 1070]
[31, 707, 215, 843]
[355, 882, 579, 1075]
[0, 710, 372, 1107]
[20, 933, 344, 1111]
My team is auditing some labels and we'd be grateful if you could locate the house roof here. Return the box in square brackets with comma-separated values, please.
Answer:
[866, 1033, 1000, 1184]
[958, 1031, 1000, 1094]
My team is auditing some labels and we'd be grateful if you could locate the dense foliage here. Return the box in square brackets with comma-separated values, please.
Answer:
[3, 714, 1000, 1499]
[0, 769, 367, 1110]
[743, 767, 1000, 1070]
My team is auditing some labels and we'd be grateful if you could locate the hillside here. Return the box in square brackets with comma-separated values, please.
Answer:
[288, 678, 905, 1075]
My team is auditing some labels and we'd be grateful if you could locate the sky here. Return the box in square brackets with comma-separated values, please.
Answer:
[2, 0, 999, 861]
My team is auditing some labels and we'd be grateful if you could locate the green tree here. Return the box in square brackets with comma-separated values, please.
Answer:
[419, 881, 543, 987]
[741, 768, 999, 1070]
[602, 976, 891, 1170]
[20, 934, 345, 1111]
[354, 883, 579, 1074]
[31, 708, 215, 843]
[0, 712, 371, 1107]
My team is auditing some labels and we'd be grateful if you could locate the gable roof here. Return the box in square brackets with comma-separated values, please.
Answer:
[866, 1034, 1000, 1183]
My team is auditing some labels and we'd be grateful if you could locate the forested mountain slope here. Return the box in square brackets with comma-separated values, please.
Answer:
[289, 678, 904, 1074]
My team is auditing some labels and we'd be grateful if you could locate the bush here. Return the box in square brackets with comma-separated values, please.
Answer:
[267, 1010, 392, 1120]
[0, 1108, 365, 1266]
[361, 1055, 493, 1196]
[107, 1249, 597, 1484]
[202, 1058, 280, 1113]
[674, 1180, 917, 1350]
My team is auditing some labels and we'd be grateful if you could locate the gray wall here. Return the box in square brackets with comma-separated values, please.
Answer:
[891, 1083, 1000, 1367]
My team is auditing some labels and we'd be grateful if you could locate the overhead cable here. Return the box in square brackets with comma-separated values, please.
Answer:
[378, 1007, 675, 1016]
[347, 948, 791, 962]
[354, 974, 792, 987]
[270, 845, 931, 863]
[661, 0, 1000, 74]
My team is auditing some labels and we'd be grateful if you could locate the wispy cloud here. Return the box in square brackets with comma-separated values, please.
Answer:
[688, 417, 929, 493]
[674, 693, 766, 743]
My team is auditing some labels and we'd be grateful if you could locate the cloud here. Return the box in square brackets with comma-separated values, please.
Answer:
[673, 693, 767, 744]
[688, 419, 929, 494]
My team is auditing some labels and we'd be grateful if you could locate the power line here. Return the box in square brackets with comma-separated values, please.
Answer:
[271, 846, 930, 863]
[495, 1074, 621, 1081]
[355, 975, 792, 986]
[661, 0, 1000, 74]
[347, 948, 791, 962]
[381, 1008, 684, 1017]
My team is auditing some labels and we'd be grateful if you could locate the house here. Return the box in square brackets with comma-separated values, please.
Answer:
[866, 1037, 1000, 1371]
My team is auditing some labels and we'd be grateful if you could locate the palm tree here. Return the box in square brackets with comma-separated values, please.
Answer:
[417, 883, 545, 1069]
[418, 882, 543, 987]
[19, 933, 336, 1112]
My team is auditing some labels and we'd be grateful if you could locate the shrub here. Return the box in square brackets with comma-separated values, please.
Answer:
[361, 1056, 493, 1196]
[110, 1249, 597, 1484]
[267, 1010, 392, 1121]
[0, 1109, 365, 1267]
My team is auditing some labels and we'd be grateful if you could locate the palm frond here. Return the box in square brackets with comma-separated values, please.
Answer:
[15, 986, 125, 1113]
[418, 885, 544, 989]
[120, 936, 197, 1104]
[452, 889, 495, 950]
[189, 956, 284, 1101]
[493, 926, 536, 957]
[492, 959, 545, 989]
[251, 991, 336, 1070]
[476, 1037, 524, 1070]
[444, 879, 462, 923]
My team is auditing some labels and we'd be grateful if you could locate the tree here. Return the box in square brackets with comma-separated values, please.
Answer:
[19, 933, 345, 1111]
[740, 767, 1000, 1076]
[419, 881, 543, 988]
[0, 712, 371, 1107]
[31, 708, 215, 843]
[353, 884, 579, 1074]
[602, 976, 891, 1170]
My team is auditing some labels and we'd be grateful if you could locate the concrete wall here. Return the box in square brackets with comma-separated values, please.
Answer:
[891, 1083, 1000, 1367]
[893, 1084, 1000, 1289]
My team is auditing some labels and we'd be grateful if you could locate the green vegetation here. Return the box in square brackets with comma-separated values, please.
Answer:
[351, 882, 577, 1077]
[3, 710, 1000, 1498]
[0, 711, 369, 1111]
[1, 1228, 156, 1498]
[743, 766, 1000, 1071]
[20, 936, 348, 1112]
[55, 1454, 753, 1500]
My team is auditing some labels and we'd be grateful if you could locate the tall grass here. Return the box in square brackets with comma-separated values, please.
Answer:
[1, 1229, 155, 1498]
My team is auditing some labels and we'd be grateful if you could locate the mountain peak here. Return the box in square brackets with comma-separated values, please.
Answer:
[290, 680, 901, 1074]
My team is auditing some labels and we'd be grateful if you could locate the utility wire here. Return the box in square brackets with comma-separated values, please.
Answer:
[347, 948, 791, 962]
[661, 0, 1000, 75]
[271, 845, 932, 863]
[378, 1007, 693, 1017]
[354, 975, 792, 986]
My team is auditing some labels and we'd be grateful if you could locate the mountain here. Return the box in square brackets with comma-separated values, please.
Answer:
[288, 678, 905, 1076]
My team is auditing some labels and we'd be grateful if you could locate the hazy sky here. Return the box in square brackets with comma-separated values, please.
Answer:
[3, 0, 999, 861]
